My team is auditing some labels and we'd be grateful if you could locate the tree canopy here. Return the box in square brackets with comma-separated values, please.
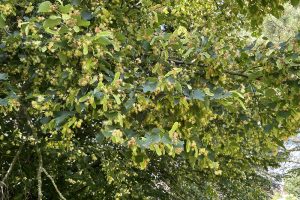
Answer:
[0, 0, 300, 199]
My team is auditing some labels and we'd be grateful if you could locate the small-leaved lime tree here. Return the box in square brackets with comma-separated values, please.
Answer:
[0, 0, 300, 199]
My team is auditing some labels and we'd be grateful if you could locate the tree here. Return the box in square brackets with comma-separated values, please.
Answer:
[0, 0, 300, 199]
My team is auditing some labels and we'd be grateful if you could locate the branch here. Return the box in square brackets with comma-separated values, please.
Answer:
[0, 143, 24, 200]
[1, 143, 24, 183]
[36, 142, 43, 200]
[287, 147, 300, 152]
[42, 168, 66, 200]
[22, 107, 43, 200]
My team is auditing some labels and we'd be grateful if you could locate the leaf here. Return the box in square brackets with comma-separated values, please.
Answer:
[96, 133, 104, 143]
[38, 1, 52, 13]
[93, 89, 103, 100]
[186, 140, 191, 153]
[79, 93, 90, 102]
[113, 94, 121, 105]
[54, 111, 74, 126]
[183, 48, 194, 58]
[175, 82, 183, 93]
[59, 4, 73, 14]
[164, 68, 182, 77]
[154, 144, 162, 156]
[81, 10, 93, 20]
[145, 130, 161, 144]
[192, 89, 205, 101]
[212, 88, 231, 100]
[231, 91, 244, 99]
[0, 98, 8, 106]
[94, 35, 113, 46]
[272, 137, 286, 149]
[112, 72, 120, 85]
[0, 14, 5, 29]
[137, 138, 152, 149]
[0, 73, 8, 80]
[44, 27, 58, 35]
[58, 53, 67, 64]
[83, 43, 88, 55]
[161, 135, 172, 145]
[236, 98, 247, 110]
[43, 18, 61, 28]
[169, 122, 179, 137]
[143, 79, 158, 93]
[76, 18, 90, 27]
[124, 98, 135, 110]
[102, 130, 113, 138]
[95, 31, 113, 38]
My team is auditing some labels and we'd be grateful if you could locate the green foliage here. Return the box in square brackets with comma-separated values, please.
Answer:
[0, 0, 299, 199]
[284, 169, 300, 198]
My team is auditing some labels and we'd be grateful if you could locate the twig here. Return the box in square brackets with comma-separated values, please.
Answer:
[0, 144, 24, 200]
[36, 143, 43, 200]
[42, 168, 66, 200]
[287, 147, 300, 152]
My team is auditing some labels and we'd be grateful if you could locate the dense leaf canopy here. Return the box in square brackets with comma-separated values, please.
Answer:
[0, 0, 300, 199]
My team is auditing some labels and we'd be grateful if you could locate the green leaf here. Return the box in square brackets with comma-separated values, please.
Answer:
[81, 10, 93, 20]
[96, 31, 113, 38]
[124, 97, 135, 110]
[192, 89, 205, 101]
[231, 91, 244, 99]
[112, 72, 120, 85]
[59, 4, 73, 14]
[54, 111, 74, 126]
[272, 137, 286, 149]
[38, 1, 52, 13]
[0, 98, 8, 106]
[154, 144, 162, 156]
[83, 43, 88, 55]
[79, 94, 90, 102]
[76, 18, 90, 27]
[143, 78, 158, 93]
[169, 122, 179, 137]
[43, 18, 61, 28]
[96, 133, 104, 143]
[94, 35, 113, 46]
[58, 53, 67, 64]
[0, 73, 8, 80]
[236, 98, 247, 110]
[186, 140, 191, 153]
[0, 14, 6, 29]
[102, 130, 113, 138]
[212, 88, 231, 100]
[113, 94, 121, 105]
